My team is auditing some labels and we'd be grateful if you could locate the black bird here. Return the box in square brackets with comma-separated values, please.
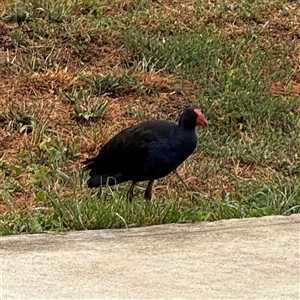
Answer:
[83, 107, 208, 201]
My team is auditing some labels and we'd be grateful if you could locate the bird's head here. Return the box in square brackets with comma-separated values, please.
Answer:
[179, 107, 208, 129]
[194, 108, 209, 128]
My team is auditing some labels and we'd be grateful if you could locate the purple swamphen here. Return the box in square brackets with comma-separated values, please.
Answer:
[83, 107, 208, 201]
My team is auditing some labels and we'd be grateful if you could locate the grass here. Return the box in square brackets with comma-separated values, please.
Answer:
[0, 0, 299, 235]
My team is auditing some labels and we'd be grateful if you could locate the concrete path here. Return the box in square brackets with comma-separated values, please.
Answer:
[1, 214, 300, 299]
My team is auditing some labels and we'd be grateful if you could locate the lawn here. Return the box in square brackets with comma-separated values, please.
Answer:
[0, 0, 299, 235]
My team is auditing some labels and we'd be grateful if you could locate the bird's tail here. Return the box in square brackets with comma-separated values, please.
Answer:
[82, 157, 95, 171]
[87, 173, 125, 188]
[83, 157, 126, 188]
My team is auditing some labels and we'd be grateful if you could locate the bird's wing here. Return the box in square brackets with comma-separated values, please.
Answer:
[88, 121, 176, 177]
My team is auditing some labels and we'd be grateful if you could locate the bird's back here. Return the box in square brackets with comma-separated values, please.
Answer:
[84, 119, 197, 184]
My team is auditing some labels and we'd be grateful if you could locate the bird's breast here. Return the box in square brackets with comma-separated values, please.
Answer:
[140, 129, 197, 179]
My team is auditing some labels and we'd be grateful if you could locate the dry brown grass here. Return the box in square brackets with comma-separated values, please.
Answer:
[0, 0, 299, 212]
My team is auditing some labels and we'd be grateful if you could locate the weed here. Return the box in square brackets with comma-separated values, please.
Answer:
[59, 87, 108, 121]
[79, 74, 133, 97]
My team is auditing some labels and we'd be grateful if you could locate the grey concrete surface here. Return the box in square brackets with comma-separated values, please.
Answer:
[1, 214, 300, 300]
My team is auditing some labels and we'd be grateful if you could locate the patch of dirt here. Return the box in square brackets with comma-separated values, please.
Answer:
[0, 21, 14, 51]
[271, 80, 300, 98]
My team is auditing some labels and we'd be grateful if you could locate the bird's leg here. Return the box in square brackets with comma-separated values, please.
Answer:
[126, 182, 136, 202]
[174, 170, 189, 189]
[144, 180, 154, 201]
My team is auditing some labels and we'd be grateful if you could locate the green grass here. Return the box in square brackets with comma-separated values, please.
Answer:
[1, 174, 299, 235]
[0, 0, 299, 235]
